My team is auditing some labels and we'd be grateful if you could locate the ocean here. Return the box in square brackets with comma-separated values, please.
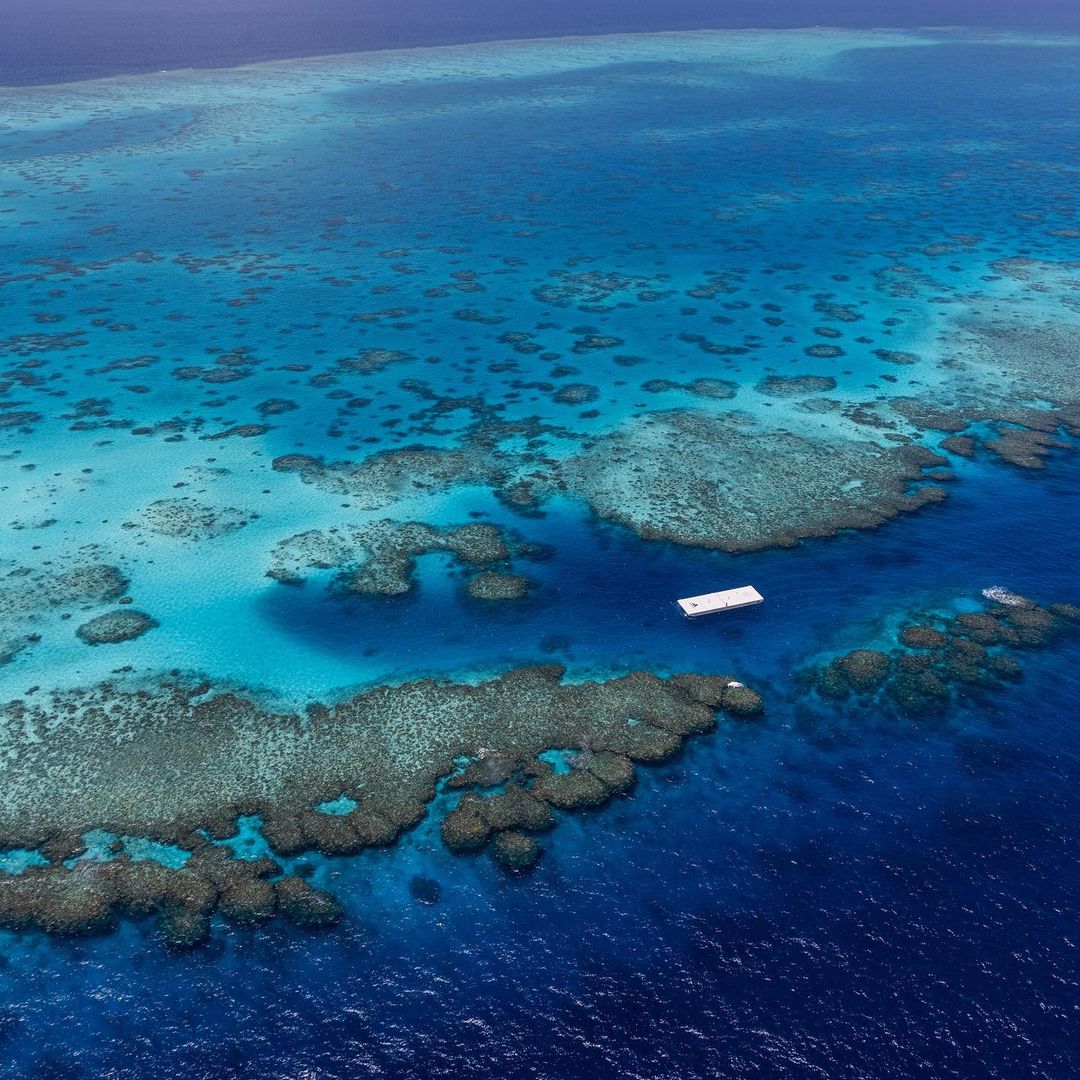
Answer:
[0, 21, 1078, 1080]
[4, 0, 1080, 86]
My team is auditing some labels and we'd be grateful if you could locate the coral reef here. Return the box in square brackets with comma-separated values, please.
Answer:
[810, 593, 1077, 716]
[559, 410, 948, 551]
[553, 383, 599, 405]
[269, 519, 525, 596]
[75, 610, 157, 645]
[271, 446, 494, 511]
[138, 498, 253, 540]
[0, 845, 339, 947]
[533, 269, 665, 309]
[0, 563, 129, 618]
[492, 831, 541, 873]
[757, 375, 838, 397]
[437, 673, 762, 871]
[466, 572, 531, 601]
[893, 397, 1080, 471]
[0, 664, 763, 943]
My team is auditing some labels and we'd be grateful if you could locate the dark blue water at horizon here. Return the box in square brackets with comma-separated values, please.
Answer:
[3, 0, 1080, 86]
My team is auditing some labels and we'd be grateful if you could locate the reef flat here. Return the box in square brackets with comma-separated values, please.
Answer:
[0, 665, 760, 943]
[559, 410, 949, 550]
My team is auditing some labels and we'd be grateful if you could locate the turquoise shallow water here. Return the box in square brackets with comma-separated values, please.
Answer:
[0, 28, 1078, 1077]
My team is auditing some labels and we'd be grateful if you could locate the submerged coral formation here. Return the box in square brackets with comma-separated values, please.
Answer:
[559, 410, 949, 551]
[0, 559, 140, 662]
[0, 562, 129, 616]
[438, 674, 760, 871]
[893, 397, 1080, 472]
[810, 593, 1079, 716]
[271, 447, 494, 511]
[268, 518, 528, 596]
[75, 609, 158, 645]
[0, 665, 762, 943]
[137, 498, 254, 541]
[756, 375, 838, 397]
[465, 572, 532, 601]
[0, 848, 339, 947]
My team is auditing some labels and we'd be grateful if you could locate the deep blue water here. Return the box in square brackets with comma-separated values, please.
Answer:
[3, 0, 1080, 86]
[2, 454, 1079, 1078]
[1, 26, 1079, 1080]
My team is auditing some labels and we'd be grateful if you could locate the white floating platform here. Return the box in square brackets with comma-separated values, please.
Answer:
[677, 585, 764, 618]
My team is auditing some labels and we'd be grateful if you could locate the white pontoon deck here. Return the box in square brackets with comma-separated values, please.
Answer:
[677, 585, 764, 618]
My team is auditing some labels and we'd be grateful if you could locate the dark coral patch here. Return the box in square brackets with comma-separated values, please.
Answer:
[809, 593, 1076, 717]
[75, 610, 157, 645]
[0, 665, 762, 945]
